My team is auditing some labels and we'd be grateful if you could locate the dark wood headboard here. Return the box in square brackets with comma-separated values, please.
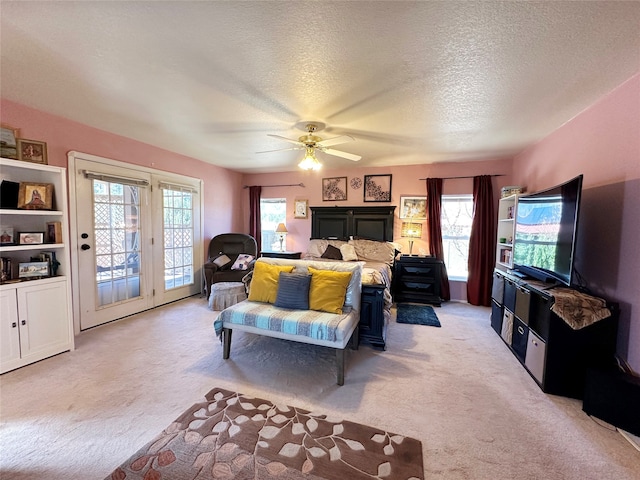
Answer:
[310, 206, 396, 242]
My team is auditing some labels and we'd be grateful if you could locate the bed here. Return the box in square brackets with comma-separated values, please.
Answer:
[307, 206, 397, 349]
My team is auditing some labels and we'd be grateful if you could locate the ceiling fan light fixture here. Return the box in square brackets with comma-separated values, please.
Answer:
[298, 146, 322, 171]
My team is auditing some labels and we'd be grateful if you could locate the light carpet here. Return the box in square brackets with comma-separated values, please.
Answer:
[1, 297, 639, 479]
[106, 386, 424, 480]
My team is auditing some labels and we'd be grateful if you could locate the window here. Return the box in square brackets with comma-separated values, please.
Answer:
[161, 185, 194, 290]
[441, 195, 473, 280]
[260, 198, 286, 251]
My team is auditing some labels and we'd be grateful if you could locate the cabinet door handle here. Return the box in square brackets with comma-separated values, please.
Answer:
[21, 320, 26, 326]
[518, 326, 524, 335]
[12, 322, 17, 328]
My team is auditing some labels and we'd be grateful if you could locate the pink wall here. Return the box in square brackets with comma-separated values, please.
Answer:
[1, 99, 245, 251]
[243, 159, 514, 255]
[243, 158, 515, 302]
[513, 72, 640, 372]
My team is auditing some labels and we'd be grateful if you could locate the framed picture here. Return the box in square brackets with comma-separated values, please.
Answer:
[294, 199, 308, 219]
[46, 221, 63, 243]
[17, 182, 54, 210]
[0, 226, 14, 245]
[18, 261, 49, 279]
[364, 174, 392, 202]
[17, 138, 48, 165]
[399, 196, 427, 219]
[18, 232, 45, 245]
[1, 124, 20, 159]
[322, 177, 348, 201]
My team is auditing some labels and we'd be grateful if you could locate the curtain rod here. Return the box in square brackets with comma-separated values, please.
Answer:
[418, 174, 505, 180]
[243, 183, 305, 189]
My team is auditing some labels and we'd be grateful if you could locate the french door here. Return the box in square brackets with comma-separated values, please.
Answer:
[69, 153, 202, 331]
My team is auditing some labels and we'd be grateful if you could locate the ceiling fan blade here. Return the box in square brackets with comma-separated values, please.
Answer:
[322, 148, 361, 161]
[256, 146, 304, 154]
[267, 134, 304, 146]
[316, 135, 355, 148]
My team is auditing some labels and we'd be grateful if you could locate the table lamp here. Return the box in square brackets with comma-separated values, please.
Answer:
[401, 221, 422, 256]
[275, 223, 288, 252]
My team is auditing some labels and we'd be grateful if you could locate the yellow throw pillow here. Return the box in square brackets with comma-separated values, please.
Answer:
[248, 262, 295, 303]
[308, 267, 353, 314]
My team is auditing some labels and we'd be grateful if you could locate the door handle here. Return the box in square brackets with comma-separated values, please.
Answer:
[12, 322, 17, 328]
[518, 326, 524, 335]
[21, 320, 26, 326]
[81, 244, 91, 250]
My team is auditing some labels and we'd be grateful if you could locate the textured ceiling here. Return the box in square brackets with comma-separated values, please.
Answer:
[1, 1, 639, 173]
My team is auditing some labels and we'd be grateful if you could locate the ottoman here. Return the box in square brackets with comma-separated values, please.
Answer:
[209, 282, 247, 310]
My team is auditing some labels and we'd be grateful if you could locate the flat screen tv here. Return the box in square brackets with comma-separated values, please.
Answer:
[512, 174, 583, 286]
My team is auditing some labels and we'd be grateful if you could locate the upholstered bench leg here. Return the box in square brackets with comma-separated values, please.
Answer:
[349, 326, 360, 350]
[336, 348, 345, 386]
[222, 328, 232, 359]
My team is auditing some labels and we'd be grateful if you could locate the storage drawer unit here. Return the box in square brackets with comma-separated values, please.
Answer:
[491, 271, 504, 303]
[503, 278, 517, 313]
[501, 309, 514, 345]
[511, 318, 529, 362]
[515, 285, 531, 325]
[525, 330, 547, 385]
[491, 300, 503, 335]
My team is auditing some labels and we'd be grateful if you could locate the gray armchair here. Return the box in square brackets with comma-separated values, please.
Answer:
[204, 233, 257, 298]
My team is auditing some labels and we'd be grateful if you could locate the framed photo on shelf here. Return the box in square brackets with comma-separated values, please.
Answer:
[399, 196, 427, 219]
[17, 138, 48, 165]
[18, 232, 45, 245]
[1, 124, 20, 159]
[294, 199, 308, 219]
[364, 174, 392, 202]
[46, 221, 63, 243]
[0, 226, 15, 245]
[17, 182, 53, 210]
[322, 177, 347, 201]
[18, 261, 49, 279]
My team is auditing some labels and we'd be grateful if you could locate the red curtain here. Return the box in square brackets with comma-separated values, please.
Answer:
[426, 178, 450, 301]
[249, 186, 262, 253]
[466, 175, 496, 306]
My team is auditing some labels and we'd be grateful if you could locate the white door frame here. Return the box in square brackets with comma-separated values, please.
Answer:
[68, 151, 204, 334]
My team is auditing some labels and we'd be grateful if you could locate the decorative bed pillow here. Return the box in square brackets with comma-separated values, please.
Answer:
[231, 253, 255, 271]
[306, 239, 347, 258]
[348, 239, 396, 265]
[248, 262, 295, 303]
[212, 254, 231, 269]
[274, 272, 311, 310]
[339, 244, 358, 261]
[308, 267, 353, 314]
[321, 244, 343, 260]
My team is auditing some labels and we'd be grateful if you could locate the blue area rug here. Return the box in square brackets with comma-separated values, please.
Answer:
[396, 303, 441, 327]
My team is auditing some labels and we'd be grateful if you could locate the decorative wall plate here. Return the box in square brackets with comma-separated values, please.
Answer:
[350, 177, 362, 189]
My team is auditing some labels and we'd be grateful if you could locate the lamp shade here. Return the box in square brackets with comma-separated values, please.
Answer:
[401, 222, 422, 238]
[275, 223, 288, 234]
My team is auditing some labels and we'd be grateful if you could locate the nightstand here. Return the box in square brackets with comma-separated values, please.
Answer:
[393, 255, 443, 306]
[260, 251, 302, 259]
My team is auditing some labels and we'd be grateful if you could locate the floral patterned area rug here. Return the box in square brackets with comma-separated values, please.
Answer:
[106, 387, 424, 480]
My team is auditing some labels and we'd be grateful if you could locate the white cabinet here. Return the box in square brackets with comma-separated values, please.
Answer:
[1, 279, 71, 373]
[0, 157, 74, 374]
[495, 194, 518, 271]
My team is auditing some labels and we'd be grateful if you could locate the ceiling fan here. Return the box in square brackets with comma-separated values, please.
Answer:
[259, 121, 362, 170]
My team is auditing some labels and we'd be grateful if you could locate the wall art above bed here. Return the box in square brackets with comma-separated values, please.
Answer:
[364, 174, 392, 202]
[322, 177, 347, 201]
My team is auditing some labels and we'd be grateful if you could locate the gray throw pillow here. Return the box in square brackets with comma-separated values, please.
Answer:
[274, 272, 311, 310]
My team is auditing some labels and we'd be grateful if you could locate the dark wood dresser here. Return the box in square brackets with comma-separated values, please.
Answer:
[393, 255, 443, 306]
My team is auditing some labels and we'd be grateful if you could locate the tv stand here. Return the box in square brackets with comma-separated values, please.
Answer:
[491, 269, 618, 399]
